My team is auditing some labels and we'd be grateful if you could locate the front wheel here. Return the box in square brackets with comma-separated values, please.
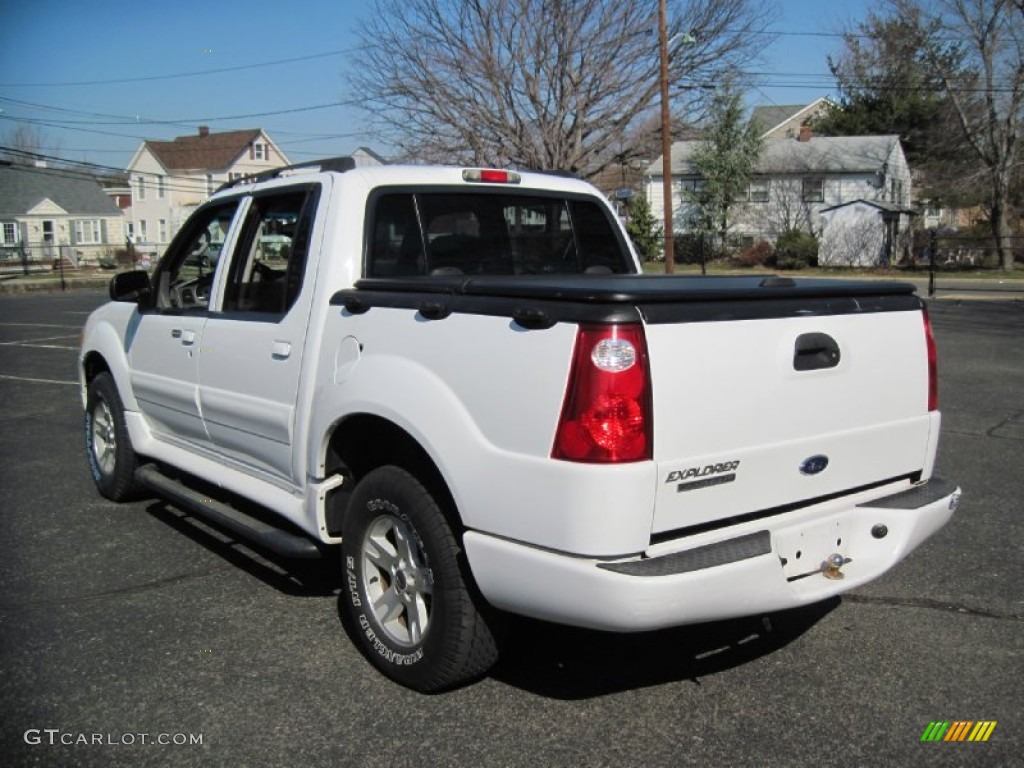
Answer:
[84, 372, 140, 501]
[340, 466, 498, 692]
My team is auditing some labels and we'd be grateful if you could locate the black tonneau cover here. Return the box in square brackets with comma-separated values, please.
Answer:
[330, 275, 922, 328]
[350, 274, 917, 302]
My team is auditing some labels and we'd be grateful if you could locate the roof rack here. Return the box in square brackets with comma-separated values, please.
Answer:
[216, 156, 357, 192]
[529, 168, 580, 180]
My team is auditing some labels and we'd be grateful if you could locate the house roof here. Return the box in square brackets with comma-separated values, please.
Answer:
[142, 128, 264, 171]
[648, 135, 902, 177]
[352, 147, 388, 166]
[0, 164, 121, 216]
[750, 97, 832, 139]
[750, 105, 807, 132]
[820, 198, 917, 215]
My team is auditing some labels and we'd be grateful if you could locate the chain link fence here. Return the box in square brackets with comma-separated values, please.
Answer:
[0, 244, 148, 276]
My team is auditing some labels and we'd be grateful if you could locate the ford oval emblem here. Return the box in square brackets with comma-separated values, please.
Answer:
[800, 455, 829, 475]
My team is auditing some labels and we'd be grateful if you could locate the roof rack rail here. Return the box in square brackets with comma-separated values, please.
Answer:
[216, 156, 357, 192]
[528, 168, 580, 180]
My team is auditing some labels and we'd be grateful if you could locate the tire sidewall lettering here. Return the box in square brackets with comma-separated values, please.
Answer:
[84, 408, 103, 483]
[357, 613, 424, 666]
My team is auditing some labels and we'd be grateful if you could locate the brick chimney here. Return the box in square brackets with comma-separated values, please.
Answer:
[198, 125, 210, 137]
[798, 124, 812, 142]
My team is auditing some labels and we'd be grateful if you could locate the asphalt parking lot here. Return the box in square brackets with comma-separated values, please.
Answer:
[0, 290, 1021, 767]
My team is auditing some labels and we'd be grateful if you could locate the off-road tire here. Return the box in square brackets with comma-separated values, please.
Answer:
[85, 372, 141, 501]
[340, 466, 498, 692]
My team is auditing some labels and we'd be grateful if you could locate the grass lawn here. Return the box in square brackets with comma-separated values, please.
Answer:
[639, 261, 1024, 280]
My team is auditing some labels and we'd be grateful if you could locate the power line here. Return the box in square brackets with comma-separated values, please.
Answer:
[0, 95, 358, 126]
[0, 147, 259, 196]
[23, 129, 375, 153]
[0, 46, 366, 88]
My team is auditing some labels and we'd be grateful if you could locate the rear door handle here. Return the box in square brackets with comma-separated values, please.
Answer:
[171, 329, 196, 345]
[272, 340, 292, 359]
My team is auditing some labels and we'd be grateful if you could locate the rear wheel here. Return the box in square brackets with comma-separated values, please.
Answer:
[340, 466, 498, 691]
[85, 372, 140, 501]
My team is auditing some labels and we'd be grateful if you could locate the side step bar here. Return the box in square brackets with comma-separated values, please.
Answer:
[135, 464, 322, 559]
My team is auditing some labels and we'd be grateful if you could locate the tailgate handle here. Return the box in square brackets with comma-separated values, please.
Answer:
[794, 333, 841, 371]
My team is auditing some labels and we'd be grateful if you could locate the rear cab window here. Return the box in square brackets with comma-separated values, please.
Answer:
[365, 190, 635, 277]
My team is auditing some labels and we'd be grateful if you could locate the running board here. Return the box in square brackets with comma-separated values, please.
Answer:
[135, 464, 322, 559]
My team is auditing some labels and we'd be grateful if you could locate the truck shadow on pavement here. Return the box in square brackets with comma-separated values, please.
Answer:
[145, 497, 837, 698]
[489, 600, 839, 699]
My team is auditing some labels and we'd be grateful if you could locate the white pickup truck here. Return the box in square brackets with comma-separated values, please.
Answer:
[80, 159, 960, 691]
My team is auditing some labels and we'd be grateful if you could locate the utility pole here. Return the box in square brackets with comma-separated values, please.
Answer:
[659, 0, 674, 274]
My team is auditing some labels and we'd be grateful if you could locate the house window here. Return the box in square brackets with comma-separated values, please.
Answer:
[138, 220, 148, 242]
[890, 178, 904, 205]
[159, 219, 168, 242]
[136, 175, 146, 201]
[253, 143, 267, 161]
[1, 222, 17, 245]
[747, 179, 769, 203]
[74, 220, 102, 244]
[158, 175, 166, 199]
[229, 172, 243, 181]
[679, 178, 707, 202]
[802, 176, 824, 202]
[126, 221, 134, 241]
[206, 174, 214, 196]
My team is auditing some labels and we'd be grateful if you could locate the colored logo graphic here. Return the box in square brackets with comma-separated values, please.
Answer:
[921, 721, 997, 742]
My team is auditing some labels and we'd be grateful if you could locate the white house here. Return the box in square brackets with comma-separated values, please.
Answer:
[645, 132, 914, 263]
[0, 163, 125, 269]
[125, 127, 289, 257]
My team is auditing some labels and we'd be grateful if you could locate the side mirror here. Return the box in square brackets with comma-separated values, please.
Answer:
[109, 270, 152, 303]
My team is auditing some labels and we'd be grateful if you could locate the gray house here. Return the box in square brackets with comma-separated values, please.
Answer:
[645, 133, 914, 264]
[0, 163, 125, 268]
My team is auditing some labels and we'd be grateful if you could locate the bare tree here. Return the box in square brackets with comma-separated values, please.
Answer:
[0, 124, 56, 164]
[754, 178, 816, 238]
[893, 0, 1024, 270]
[351, 0, 775, 179]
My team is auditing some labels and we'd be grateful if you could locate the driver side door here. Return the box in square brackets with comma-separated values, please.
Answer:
[128, 200, 243, 446]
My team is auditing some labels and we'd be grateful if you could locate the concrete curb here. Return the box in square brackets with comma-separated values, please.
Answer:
[0, 276, 111, 294]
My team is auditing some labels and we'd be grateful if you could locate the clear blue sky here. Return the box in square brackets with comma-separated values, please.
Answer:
[0, 0, 873, 173]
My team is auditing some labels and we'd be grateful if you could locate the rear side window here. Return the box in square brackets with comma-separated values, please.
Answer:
[366, 191, 632, 277]
[221, 187, 319, 316]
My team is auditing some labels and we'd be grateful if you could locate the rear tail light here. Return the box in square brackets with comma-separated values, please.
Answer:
[552, 324, 652, 463]
[923, 307, 938, 411]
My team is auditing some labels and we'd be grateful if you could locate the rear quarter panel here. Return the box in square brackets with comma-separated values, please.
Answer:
[310, 306, 657, 555]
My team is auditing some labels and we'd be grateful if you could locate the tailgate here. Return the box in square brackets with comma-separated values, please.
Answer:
[646, 304, 934, 535]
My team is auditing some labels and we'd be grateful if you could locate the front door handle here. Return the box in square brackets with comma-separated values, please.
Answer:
[171, 329, 196, 345]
